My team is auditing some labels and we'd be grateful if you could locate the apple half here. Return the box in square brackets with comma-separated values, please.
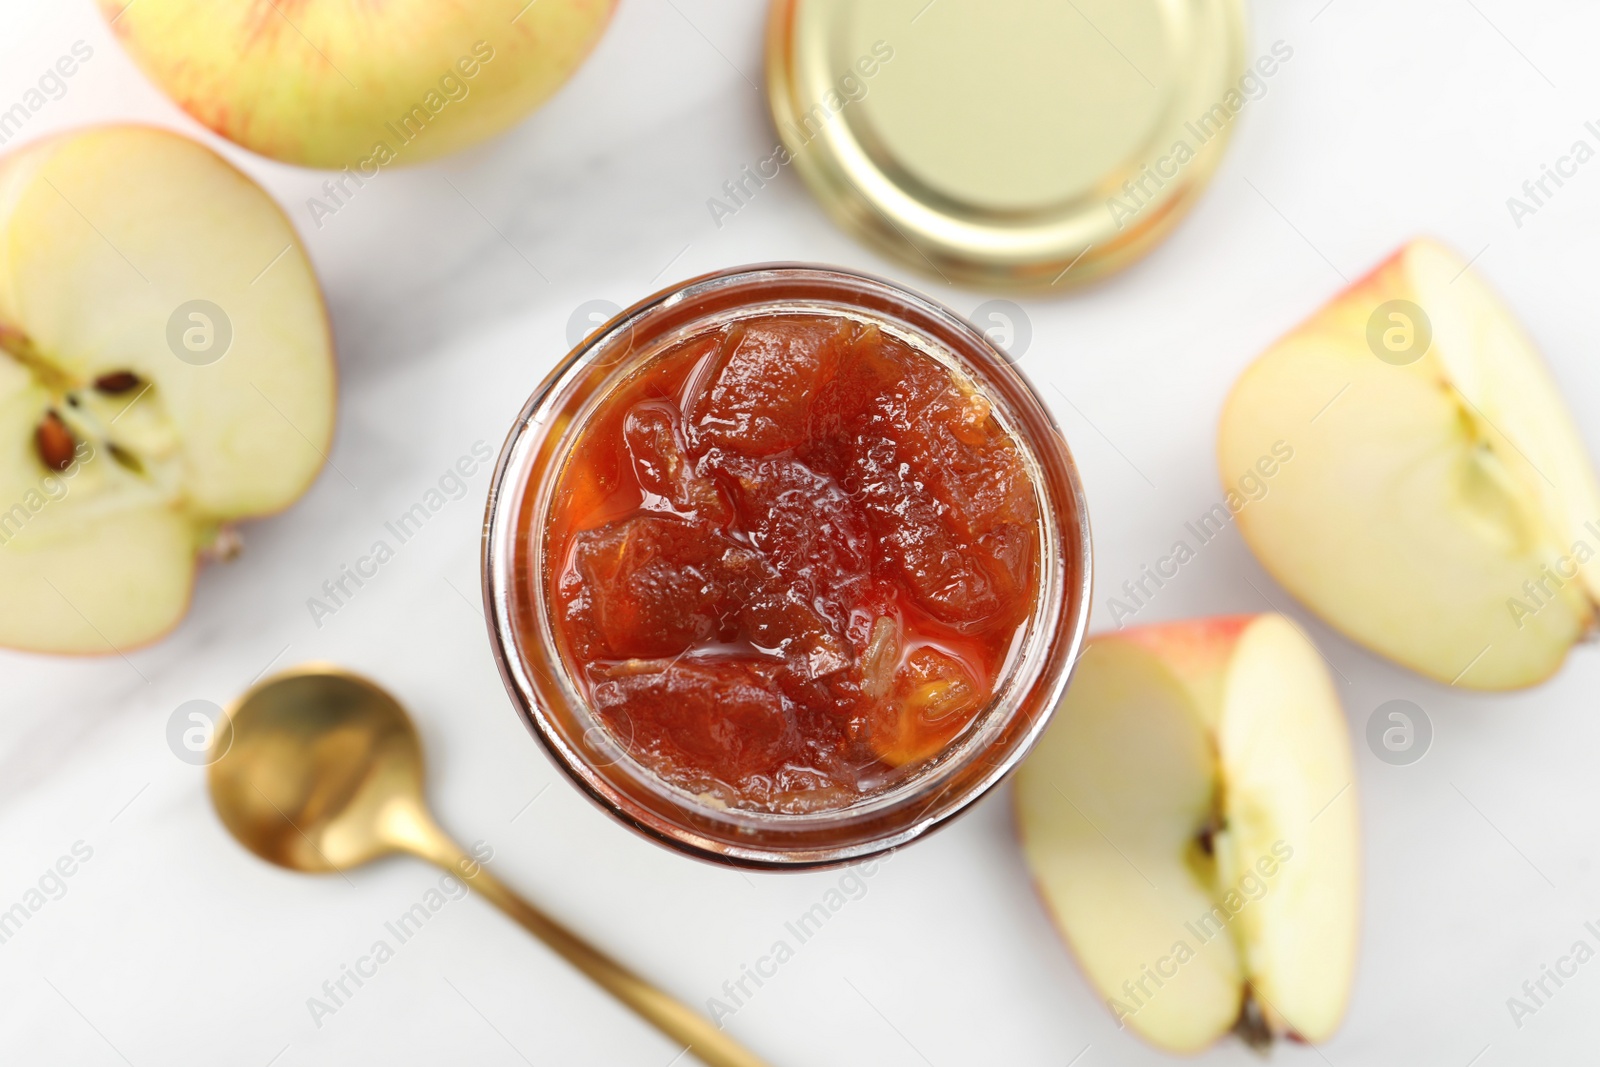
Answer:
[1015, 615, 1359, 1054]
[99, 0, 616, 169]
[0, 126, 334, 654]
[1219, 239, 1600, 689]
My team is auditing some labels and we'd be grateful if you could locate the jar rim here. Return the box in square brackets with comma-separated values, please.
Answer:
[481, 263, 1093, 869]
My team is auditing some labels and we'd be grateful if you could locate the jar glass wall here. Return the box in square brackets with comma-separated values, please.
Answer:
[482, 265, 1092, 869]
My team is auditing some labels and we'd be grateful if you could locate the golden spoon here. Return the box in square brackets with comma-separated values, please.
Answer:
[209, 663, 768, 1067]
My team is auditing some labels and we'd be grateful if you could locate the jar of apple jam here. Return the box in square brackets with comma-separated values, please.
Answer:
[483, 266, 1091, 868]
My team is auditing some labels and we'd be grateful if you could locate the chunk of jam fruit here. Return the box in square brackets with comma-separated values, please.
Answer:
[545, 314, 1040, 811]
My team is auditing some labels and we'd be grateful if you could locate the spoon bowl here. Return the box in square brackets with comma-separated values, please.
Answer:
[211, 666, 424, 872]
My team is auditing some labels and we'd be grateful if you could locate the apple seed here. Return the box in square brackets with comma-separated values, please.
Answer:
[94, 371, 143, 394]
[34, 410, 76, 472]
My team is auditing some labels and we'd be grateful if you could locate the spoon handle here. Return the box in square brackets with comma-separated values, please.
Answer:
[394, 814, 770, 1067]
[464, 862, 770, 1067]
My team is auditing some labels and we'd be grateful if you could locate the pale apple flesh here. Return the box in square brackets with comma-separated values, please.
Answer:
[99, 0, 616, 169]
[1218, 239, 1600, 689]
[1015, 615, 1359, 1054]
[0, 126, 333, 653]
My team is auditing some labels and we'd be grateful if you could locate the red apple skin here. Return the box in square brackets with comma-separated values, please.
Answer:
[1117, 613, 1253, 670]
[97, 0, 619, 169]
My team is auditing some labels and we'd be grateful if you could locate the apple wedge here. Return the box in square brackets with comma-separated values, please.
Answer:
[1219, 239, 1600, 689]
[0, 126, 334, 654]
[1015, 615, 1359, 1054]
[99, 0, 616, 169]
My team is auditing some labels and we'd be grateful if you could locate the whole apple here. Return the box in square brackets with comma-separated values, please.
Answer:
[98, 0, 616, 169]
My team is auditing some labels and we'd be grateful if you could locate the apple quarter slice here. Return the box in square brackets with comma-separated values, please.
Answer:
[1015, 615, 1359, 1054]
[1219, 239, 1600, 689]
[0, 126, 334, 654]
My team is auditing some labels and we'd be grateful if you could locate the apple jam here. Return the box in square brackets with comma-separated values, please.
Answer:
[545, 314, 1041, 813]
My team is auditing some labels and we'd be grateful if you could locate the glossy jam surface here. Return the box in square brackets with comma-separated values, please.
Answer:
[545, 314, 1040, 812]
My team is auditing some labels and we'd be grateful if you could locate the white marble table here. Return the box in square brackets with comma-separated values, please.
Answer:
[3, 2, 1599, 1064]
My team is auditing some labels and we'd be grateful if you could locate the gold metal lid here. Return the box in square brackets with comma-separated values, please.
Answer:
[766, 0, 1251, 290]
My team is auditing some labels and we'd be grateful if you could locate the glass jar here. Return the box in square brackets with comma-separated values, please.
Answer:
[482, 265, 1092, 869]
